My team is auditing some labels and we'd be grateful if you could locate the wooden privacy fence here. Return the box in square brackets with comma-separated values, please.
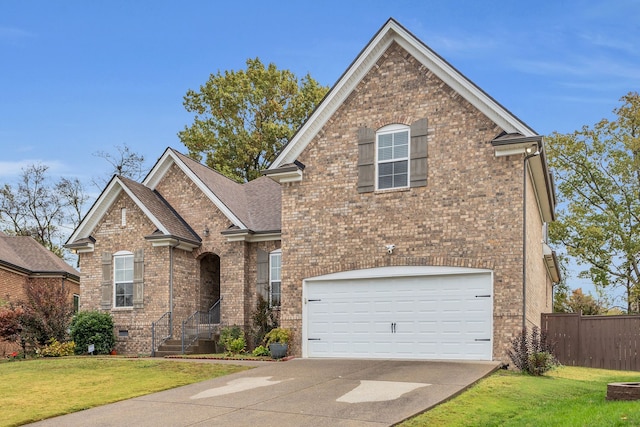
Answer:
[541, 313, 640, 371]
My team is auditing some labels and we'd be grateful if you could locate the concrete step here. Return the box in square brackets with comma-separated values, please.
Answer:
[154, 338, 220, 357]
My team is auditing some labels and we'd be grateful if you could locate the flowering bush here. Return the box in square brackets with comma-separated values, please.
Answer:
[40, 338, 75, 357]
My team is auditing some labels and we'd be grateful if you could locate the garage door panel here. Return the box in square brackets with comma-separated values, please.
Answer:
[305, 271, 492, 360]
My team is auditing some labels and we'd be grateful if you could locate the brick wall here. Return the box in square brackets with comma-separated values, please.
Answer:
[78, 191, 171, 355]
[0, 268, 27, 303]
[279, 42, 549, 362]
[78, 164, 279, 354]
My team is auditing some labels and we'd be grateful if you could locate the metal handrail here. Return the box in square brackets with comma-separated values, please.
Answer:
[151, 311, 172, 357]
[181, 298, 222, 354]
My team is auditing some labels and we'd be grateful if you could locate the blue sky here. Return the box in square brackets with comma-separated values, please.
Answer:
[1, 1, 639, 296]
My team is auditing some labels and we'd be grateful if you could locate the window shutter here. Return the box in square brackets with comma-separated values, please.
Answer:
[357, 127, 376, 193]
[410, 118, 428, 187]
[256, 249, 269, 301]
[133, 249, 144, 308]
[100, 252, 112, 309]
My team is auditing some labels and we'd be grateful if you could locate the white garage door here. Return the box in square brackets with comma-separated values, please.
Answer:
[303, 267, 493, 360]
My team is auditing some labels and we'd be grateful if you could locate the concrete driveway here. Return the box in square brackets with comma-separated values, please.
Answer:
[29, 358, 500, 427]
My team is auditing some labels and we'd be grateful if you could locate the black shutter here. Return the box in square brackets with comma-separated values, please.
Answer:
[358, 127, 376, 193]
[133, 249, 144, 308]
[100, 252, 112, 309]
[410, 118, 428, 187]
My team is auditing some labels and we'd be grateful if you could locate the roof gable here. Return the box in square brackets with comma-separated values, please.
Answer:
[144, 148, 281, 234]
[144, 148, 248, 228]
[271, 18, 536, 169]
[66, 174, 200, 249]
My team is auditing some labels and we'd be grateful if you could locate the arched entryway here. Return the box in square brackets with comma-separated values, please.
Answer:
[199, 253, 220, 311]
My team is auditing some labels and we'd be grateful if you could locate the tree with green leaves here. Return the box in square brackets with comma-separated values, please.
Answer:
[547, 92, 640, 312]
[179, 58, 329, 182]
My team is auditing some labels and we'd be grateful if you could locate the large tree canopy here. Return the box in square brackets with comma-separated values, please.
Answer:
[547, 92, 640, 312]
[179, 58, 329, 182]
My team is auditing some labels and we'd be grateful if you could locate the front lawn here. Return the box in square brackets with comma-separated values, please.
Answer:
[0, 357, 248, 427]
[400, 366, 640, 426]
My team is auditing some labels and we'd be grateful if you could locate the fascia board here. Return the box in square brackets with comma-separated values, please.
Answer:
[271, 25, 394, 168]
[528, 156, 555, 222]
[67, 176, 122, 243]
[271, 19, 535, 168]
[144, 149, 246, 229]
[224, 231, 282, 242]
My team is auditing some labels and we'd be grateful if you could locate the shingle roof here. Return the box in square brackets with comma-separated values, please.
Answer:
[170, 149, 281, 233]
[0, 234, 79, 278]
[117, 176, 200, 242]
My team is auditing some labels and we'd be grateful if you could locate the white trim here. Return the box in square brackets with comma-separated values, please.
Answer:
[271, 19, 534, 169]
[269, 249, 282, 308]
[304, 266, 492, 282]
[264, 169, 303, 183]
[113, 252, 134, 309]
[224, 232, 282, 242]
[376, 124, 410, 190]
[146, 237, 199, 251]
[143, 149, 246, 229]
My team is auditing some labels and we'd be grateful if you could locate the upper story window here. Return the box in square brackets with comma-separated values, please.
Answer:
[377, 124, 410, 190]
[114, 251, 134, 308]
[269, 249, 282, 308]
[121, 208, 127, 227]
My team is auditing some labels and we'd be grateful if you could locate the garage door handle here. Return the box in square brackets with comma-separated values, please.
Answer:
[308, 338, 321, 341]
[475, 295, 491, 298]
[475, 338, 491, 341]
[391, 322, 397, 333]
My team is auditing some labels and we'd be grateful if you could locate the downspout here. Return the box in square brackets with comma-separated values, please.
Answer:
[169, 241, 180, 337]
[523, 146, 540, 330]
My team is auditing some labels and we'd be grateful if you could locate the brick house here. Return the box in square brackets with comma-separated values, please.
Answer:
[67, 18, 559, 362]
[0, 231, 80, 307]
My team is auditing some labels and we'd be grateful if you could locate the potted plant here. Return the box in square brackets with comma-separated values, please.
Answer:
[264, 327, 291, 359]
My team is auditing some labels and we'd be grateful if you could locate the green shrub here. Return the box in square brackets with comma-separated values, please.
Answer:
[507, 326, 559, 375]
[252, 345, 270, 357]
[218, 326, 246, 355]
[264, 327, 291, 345]
[70, 311, 115, 355]
[40, 338, 75, 357]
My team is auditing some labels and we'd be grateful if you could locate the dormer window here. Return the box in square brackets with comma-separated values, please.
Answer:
[377, 124, 409, 189]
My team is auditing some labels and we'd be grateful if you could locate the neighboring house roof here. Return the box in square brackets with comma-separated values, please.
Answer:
[0, 234, 79, 280]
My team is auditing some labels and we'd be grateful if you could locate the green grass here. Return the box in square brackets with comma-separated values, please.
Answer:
[400, 366, 640, 427]
[0, 357, 249, 427]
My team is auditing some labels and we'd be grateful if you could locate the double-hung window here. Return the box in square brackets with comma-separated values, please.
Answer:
[114, 251, 134, 308]
[269, 250, 282, 308]
[377, 124, 409, 189]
